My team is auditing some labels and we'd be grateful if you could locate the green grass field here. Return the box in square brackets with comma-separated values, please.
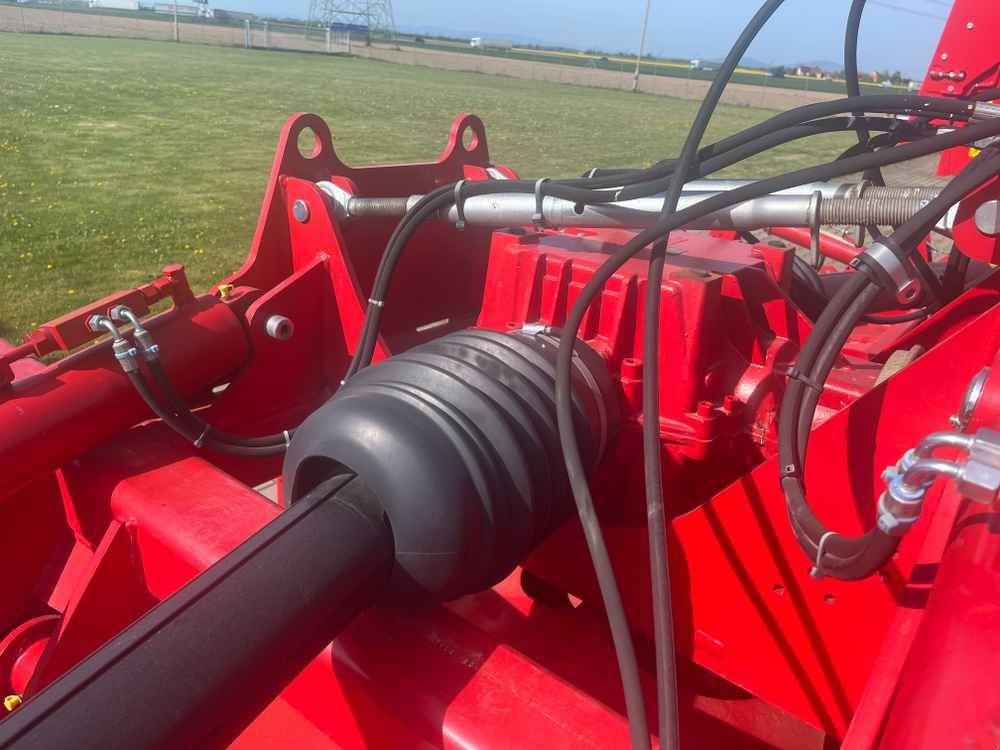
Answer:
[0, 33, 852, 341]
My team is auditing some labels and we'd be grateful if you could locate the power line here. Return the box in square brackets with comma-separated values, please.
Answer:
[869, 1, 948, 21]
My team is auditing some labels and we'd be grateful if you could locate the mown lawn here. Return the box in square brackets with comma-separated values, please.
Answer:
[0, 32, 852, 340]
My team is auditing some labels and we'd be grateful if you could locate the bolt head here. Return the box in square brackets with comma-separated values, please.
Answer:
[292, 199, 310, 223]
[966, 21, 975, 30]
[941, 52, 950, 61]
[896, 278, 923, 305]
[975, 200, 1000, 236]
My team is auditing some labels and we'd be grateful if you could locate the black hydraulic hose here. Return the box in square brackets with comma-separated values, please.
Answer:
[790, 255, 830, 321]
[338, 109, 954, 750]
[560, 94, 971, 194]
[550, 116, 1000, 361]
[862, 307, 932, 324]
[836, 131, 900, 161]
[0, 473, 393, 750]
[552, 122, 1000, 622]
[942, 245, 971, 298]
[327, 88, 1000, 750]
[973, 87, 1000, 101]
[778, 276, 892, 580]
[579, 115, 904, 189]
[642, 3, 785, 746]
[345, 184, 455, 379]
[779, 147, 1000, 579]
[339, 107, 936, 749]
[145, 359, 293, 448]
[126, 370, 285, 457]
[346, 114, 935, 381]
[844, 0, 886, 187]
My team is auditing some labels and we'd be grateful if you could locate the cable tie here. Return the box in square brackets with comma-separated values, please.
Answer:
[785, 366, 824, 393]
[193, 426, 209, 449]
[809, 531, 838, 579]
[453, 180, 467, 230]
[367, 298, 384, 308]
[533, 178, 549, 228]
[283, 430, 291, 447]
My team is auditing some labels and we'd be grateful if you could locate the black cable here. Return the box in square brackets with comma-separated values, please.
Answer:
[643, 4, 785, 746]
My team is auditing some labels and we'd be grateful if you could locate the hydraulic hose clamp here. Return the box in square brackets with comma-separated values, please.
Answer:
[453, 180, 467, 230]
[851, 239, 922, 306]
[533, 178, 549, 228]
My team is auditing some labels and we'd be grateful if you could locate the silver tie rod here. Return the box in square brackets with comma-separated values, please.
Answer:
[317, 180, 950, 233]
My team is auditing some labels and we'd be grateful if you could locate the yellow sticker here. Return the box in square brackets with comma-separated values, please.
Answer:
[969, 147, 982, 158]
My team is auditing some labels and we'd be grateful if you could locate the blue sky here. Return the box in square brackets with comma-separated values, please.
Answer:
[233, 1, 951, 78]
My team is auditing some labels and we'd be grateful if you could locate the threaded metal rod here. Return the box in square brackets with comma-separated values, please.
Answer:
[345, 196, 411, 218]
[819, 196, 934, 225]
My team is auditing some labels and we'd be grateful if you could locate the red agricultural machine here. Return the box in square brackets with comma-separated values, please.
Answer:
[3, 0, 1000, 747]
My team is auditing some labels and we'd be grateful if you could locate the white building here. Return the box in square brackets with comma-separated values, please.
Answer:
[89, 0, 141, 10]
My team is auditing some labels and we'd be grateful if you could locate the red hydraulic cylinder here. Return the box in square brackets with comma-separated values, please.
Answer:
[0, 297, 248, 499]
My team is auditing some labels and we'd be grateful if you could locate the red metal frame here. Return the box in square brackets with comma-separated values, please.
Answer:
[4, 4, 1000, 738]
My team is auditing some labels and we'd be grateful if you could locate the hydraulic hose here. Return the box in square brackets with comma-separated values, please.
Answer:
[126, 369, 285, 457]
[347, 112, 956, 381]
[145, 358, 293, 449]
[642, 3, 787, 746]
[778, 146, 1000, 579]
[336, 112, 1000, 747]
[339, 73, 1000, 750]
[844, 0, 886, 187]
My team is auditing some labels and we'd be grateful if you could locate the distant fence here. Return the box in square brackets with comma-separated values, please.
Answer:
[0, 3, 352, 54]
[0, 2, 843, 111]
[351, 44, 843, 111]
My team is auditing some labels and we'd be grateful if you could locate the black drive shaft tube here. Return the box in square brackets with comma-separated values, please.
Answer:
[0, 474, 393, 750]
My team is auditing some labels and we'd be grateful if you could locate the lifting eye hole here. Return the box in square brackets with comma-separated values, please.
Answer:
[297, 127, 322, 160]
[461, 126, 479, 152]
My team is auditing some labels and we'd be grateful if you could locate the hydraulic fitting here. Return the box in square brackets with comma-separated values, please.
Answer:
[88, 315, 139, 374]
[878, 427, 1000, 535]
[110, 305, 160, 361]
[956, 428, 1000, 504]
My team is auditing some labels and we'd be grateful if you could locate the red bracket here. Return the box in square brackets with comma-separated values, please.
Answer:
[0, 265, 195, 388]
